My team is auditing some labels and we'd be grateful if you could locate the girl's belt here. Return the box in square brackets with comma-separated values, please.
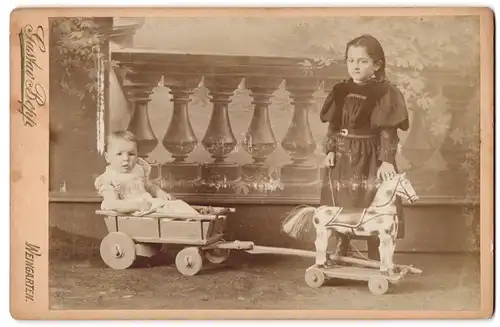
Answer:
[336, 128, 377, 139]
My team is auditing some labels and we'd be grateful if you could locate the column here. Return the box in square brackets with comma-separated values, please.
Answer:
[241, 76, 282, 178]
[161, 75, 202, 182]
[280, 77, 320, 195]
[201, 76, 242, 183]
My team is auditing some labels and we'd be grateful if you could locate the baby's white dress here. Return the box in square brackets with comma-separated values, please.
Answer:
[94, 158, 199, 216]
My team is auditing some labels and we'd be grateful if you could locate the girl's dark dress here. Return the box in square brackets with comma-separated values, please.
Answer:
[319, 77, 409, 260]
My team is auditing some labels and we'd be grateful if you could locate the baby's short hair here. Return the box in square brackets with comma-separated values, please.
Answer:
[105, 130, 137, 152]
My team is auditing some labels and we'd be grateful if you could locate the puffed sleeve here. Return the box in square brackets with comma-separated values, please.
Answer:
[320, 82, 346, 154]
[371, 83, 409, 164]
[94, 172, 117, 197]
[371, 83, 409, 131]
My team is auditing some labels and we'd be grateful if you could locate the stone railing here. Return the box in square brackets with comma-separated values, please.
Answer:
[111, 49, 346, 203]
[109, 49, 479, 206]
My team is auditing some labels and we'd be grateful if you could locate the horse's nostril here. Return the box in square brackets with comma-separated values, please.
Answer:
[313, 218, 320, 224]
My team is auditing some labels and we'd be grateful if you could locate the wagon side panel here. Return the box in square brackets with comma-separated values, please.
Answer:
[104, 216, 118, 233]
[160, 220, 209, 244]
[117, 216, 160, 239]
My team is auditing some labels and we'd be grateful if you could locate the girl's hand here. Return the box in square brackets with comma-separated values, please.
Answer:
[323, 152, 335, 167]
[377, 161, 396, 181]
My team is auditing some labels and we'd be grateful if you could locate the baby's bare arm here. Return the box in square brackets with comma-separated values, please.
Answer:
[145, 180, 171, 198]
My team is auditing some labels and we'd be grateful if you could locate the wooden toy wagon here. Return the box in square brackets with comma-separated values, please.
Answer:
[95, 205, 253, 276]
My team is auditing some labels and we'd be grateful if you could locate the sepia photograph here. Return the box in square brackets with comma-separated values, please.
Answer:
[10, 6, 494, 320]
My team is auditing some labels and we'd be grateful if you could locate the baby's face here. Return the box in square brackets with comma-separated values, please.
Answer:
[105, 139, 138, 173]
[346, 46, 380, 83]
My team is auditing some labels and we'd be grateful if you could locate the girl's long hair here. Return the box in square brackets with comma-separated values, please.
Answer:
[345, 34, 387, 81]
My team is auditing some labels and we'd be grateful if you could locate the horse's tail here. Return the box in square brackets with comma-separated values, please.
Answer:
[281, 205, 316, 239]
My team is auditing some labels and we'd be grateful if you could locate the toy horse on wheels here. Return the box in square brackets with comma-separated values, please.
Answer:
[281, 172, 422, 294]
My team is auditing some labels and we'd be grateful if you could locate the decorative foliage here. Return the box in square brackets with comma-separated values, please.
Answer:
[288, 16, 479, 119]
[50, 18, 115, 105]
[459, 90, 481, 251]
[152, 170, 287, 195]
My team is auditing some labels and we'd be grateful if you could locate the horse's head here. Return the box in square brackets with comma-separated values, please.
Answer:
[394, 173, 418, 204]
[377, 173, 419, 204]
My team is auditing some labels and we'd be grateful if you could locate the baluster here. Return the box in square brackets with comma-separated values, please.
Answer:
[280, 78, 321, 195]
[201, 76, 242, 184]
[161, 75, 202, 184]
[125, 84, 158, 158]
[242, 76, 282, 178]
[122, 72, 162, 180]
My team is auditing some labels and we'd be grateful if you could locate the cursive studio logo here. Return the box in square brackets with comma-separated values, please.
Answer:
[18, 25, 46, 127]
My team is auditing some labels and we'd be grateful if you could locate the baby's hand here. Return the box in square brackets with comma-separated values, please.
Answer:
[158, 192, 173, 201]
[138, 200, 152, 212]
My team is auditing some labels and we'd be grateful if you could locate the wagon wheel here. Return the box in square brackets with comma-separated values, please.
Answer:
[204, 248, 230, 264]
[305, 267, 325, 288]
[175, 247, 204, 276]
[368, 275, 389, 295]
[100, 232, 136, 270]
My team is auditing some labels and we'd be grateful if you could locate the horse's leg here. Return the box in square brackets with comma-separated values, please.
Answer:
[386, 237, 396, 276]
[386, 218, 398, 275]
[314, 225, 333, 266]
[377, 230, 392, 275]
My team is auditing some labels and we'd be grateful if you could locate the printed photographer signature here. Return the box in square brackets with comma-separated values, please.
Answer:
[18, 24, 46, 127]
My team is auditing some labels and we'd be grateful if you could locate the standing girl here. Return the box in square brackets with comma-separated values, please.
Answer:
[319, 34, 410, 261]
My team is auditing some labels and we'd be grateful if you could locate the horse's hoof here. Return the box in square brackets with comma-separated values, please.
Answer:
[325, 259, 336, 267]
[315, 262, 334, 269]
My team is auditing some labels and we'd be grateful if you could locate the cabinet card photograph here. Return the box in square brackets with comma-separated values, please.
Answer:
[9, 6, 494, 320]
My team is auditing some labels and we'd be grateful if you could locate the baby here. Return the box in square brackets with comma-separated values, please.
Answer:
[94, 130, 199, 217]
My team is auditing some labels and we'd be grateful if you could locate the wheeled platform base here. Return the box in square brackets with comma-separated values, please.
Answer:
[305, 264, 413, 295]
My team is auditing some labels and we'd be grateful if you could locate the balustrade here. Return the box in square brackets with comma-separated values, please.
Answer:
[111, 50, 476, 201]
[113, 51, 333, 197]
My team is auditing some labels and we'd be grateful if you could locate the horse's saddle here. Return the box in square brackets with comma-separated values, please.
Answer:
[325, 207, 368, 228]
